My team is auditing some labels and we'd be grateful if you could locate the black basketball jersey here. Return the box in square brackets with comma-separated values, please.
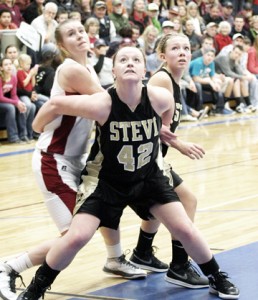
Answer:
[157, 68, 182, 157]
[85, 86, 163, 188]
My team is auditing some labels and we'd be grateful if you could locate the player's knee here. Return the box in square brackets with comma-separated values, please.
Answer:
[173, 221, 195, 243]
[66, 230, 91, 251]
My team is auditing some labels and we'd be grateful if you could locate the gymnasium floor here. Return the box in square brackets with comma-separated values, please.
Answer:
[1, 113, 258, 300]
[70, 242, 258, 300]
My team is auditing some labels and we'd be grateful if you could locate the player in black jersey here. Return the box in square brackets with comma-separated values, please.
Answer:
[130, 33, 210, 288]
[18, 47, 239, 300]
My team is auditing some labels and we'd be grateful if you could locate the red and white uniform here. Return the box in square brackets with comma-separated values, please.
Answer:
[32, 58, 96, 233]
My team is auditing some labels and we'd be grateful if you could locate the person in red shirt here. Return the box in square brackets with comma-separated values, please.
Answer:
[0, 57, 27, 143]
[0, 0, 23, 27]
[214, 20, 232, 53]
[17, 53, 46, 141]
[129, 0, 149, 34]
[247, 35, 258, 78]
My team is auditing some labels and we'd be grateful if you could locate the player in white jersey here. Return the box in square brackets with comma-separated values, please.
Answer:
[32, 57, 95, 233]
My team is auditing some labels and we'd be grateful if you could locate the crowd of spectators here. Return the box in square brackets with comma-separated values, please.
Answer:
[1, 0, 258, 143]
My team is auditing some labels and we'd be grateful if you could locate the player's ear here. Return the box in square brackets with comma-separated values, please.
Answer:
[159, 52, 166, 62]
[112, 68, 116, 79]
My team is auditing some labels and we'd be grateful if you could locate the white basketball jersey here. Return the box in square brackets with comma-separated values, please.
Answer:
[35, 58, 94, 157]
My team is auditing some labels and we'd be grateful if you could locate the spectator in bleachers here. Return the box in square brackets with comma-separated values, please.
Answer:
[198, 0, 222, 16]
[247, 35, 258, 78]
[202, 21, 217, 44]
[22, 0, 44, 25]
[152, 0, 168, 23]
[85, 17, 100, 48]
[14, 0, 30, 13]
[89, 38, 114, 89]
[109, 0, 130, 34]
[180, 70, 210, 121]
[202, 4, 223, 25]
[230, 15, 250, 38]
[247, 15, 258, 44]
[131, 24, 141, 45]
[16, 53, 40, 141]
[56, 7, 69, 24]
[0, 57, 27, 144]
[172, 16, 183, 33]
[218, 32, 244, 56]
[129, 0, 149, 34]
[36, 42, 61, 98]
[190, 48, 233, 115]
[191, 36, 214, 60]
[214, 20, 232, 53]
[237, 2, 253, 30]
[217, 33, 258, 109]
[4, 44, 19, 73]
[0, 0, 23, 27]
[137, 24, 159, 56]
[145, 37, 161, 78]
[178, 4, 187, 24]
[31, 2, 58, 44]
[92, 1, 116, 45]
[0, 8, 17, 29]
[183, 18, 202, 52]
[220, 1, 234, 26]
[167, 5, 180, 23]
[186, 1, 205, 36]
[147, 3, 161, 32]
[73, 0, 91, 24]
[161, 20, 174, 35]
[214, 45, 256, 113]
[69, 10, 82, 22]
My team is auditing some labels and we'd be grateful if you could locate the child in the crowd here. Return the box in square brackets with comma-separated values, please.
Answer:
[0, 8, 17, 29]
[16, 54, 47, 140]
[0, 57, 27, 144]
[85, 17, 100, 48]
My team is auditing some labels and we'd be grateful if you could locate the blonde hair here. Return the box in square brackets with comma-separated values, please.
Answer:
[84, 17, 99, 32]
[18, 53, 32, 67]
[140, 25, 159, 54]
[186, 1, 203, 22]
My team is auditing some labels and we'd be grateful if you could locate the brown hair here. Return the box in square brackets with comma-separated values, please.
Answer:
[112, 46, 146, 66]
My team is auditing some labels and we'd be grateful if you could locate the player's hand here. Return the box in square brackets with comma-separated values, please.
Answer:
[178, 141, 205, 160]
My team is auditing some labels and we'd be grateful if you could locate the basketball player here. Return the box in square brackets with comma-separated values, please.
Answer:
[130, 33, 209, 288]
[17, 46, 239, 300]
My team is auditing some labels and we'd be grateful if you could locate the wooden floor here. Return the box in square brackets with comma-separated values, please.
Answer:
[0, 113, 258, 299]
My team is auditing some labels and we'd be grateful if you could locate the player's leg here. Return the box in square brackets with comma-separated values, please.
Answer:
[0, 151, 74, 300]
[129, 219, 169, 272]
[17, 213, 101, 300]
[151, 202, 240, 299]
[100, 227, 146, 279]
[165, 182, 209, 288]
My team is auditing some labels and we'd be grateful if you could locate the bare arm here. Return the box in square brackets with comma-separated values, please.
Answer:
[149, 71, 205, 158]
[147, 84, 176, 145]
[32, 63, 104, 132]
[48, 92, 110, 122]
